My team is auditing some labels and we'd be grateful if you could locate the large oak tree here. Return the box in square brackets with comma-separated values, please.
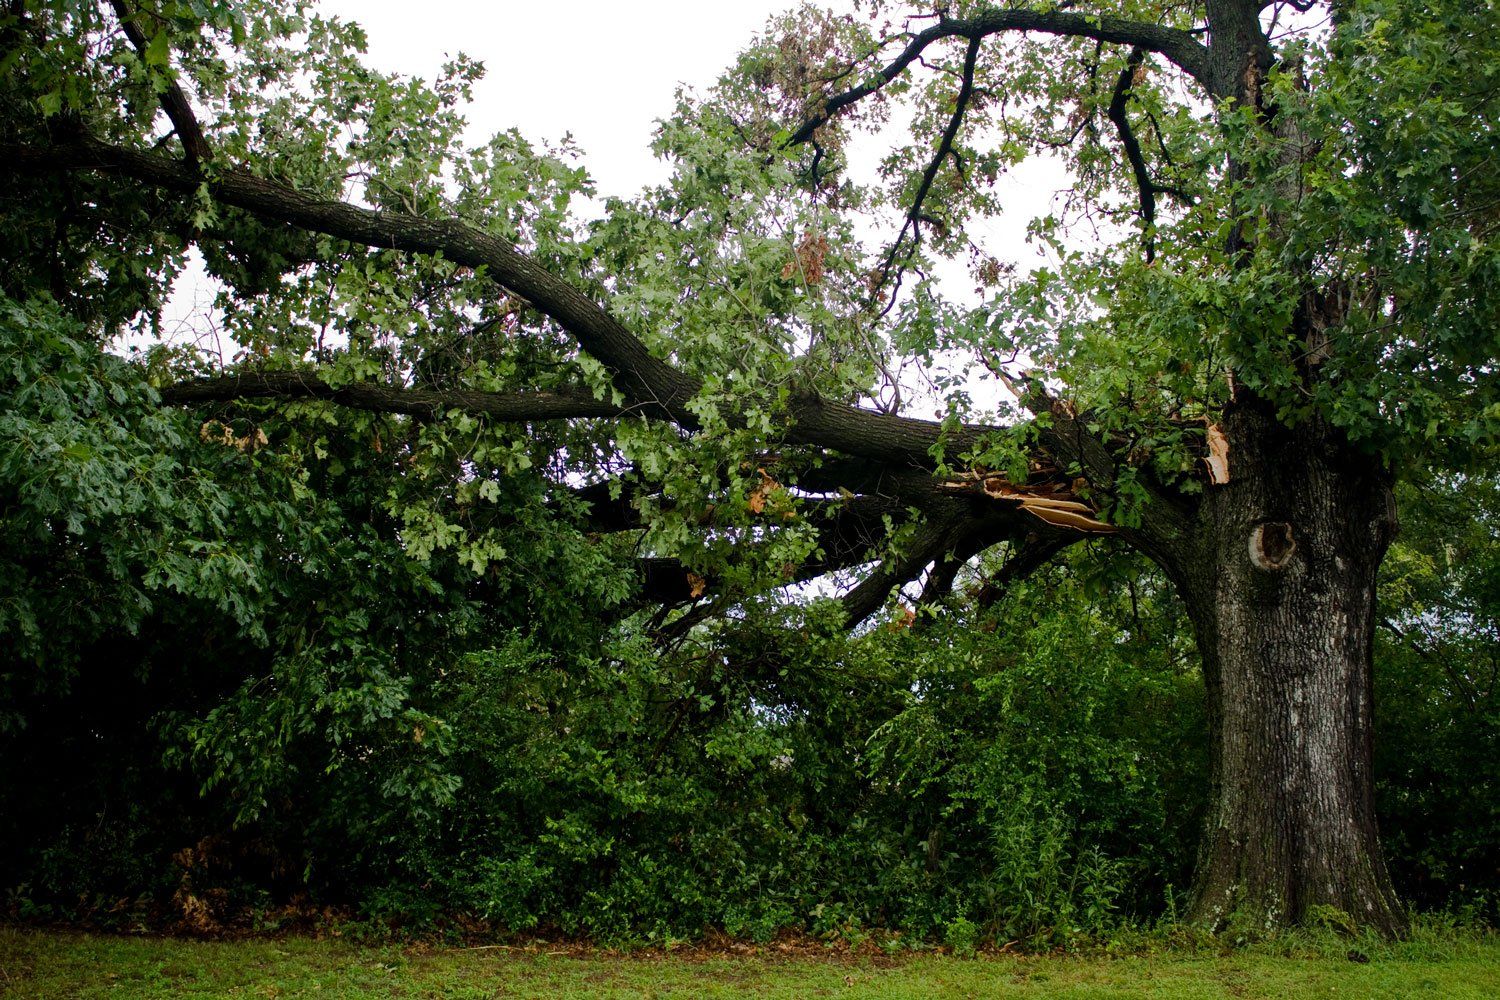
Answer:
[4, 0, 1497, 935]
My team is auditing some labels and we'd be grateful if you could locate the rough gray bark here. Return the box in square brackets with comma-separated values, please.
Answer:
[1158, 401, 1406, 936]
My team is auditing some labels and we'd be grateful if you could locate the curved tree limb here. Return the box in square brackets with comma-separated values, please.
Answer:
[786, 5, 1212, 148]
[1105, 48, 1198, 263]
[7, 134, 1014, 469]
[11, 134, 701, 422]
[869, 33, 983, 304]
[1107, 48, 1159, 261]
[904, 31, 983, 228]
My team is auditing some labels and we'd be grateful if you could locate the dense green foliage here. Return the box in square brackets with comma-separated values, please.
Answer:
[0, 313, 1198, 941]
[1, 0, 1498, 945]
[2, 313, 1495, 941]
[1375, 478, 1500, 916]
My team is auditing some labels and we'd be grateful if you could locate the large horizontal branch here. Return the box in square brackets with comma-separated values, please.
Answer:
[783, 388, 999, 466]
[787, 6, 1211, 146]
[11, 138, 1129, 619]
[167, 370, 1105, 547]
[161, 370, 631, 420]
[12, 134, 700, 422]
[11, 134, 1003, 469]
[806, 494, 934, 572]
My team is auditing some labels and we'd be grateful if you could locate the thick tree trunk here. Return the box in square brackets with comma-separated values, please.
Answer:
[1167, 403, 1406, 936]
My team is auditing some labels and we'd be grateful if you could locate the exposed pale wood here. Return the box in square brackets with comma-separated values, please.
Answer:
[1205, 423, 1231, 485]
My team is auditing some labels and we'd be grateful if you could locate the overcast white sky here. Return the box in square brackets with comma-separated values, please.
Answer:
[344, 0, 806, 199]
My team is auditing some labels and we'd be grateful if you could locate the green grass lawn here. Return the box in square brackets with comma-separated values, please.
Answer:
[3, 926, 1497, 999]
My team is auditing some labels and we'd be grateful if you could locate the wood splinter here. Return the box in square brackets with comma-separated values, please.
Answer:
[938, 471, 1115, 534]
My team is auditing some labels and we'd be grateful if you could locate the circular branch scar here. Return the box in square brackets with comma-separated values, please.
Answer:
[1250, 521, 1296, 571]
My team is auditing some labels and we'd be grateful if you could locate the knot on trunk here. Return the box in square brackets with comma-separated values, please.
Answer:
[1249, 521, 1297, 571]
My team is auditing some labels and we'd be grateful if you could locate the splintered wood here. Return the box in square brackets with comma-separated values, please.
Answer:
[1204, 423, 1231, 485]
[938, 471, 1115, 534]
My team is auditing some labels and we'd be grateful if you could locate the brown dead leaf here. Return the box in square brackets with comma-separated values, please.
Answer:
[200, 420, 267, 453]
[886, 605, 917, 631]
[747, 468, 780, 515]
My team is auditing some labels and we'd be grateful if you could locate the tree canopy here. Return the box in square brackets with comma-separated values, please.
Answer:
[2, 0, 1498, 939]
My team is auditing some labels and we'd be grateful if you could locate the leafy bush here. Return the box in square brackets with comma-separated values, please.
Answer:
[1, 308, 1494, 942]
